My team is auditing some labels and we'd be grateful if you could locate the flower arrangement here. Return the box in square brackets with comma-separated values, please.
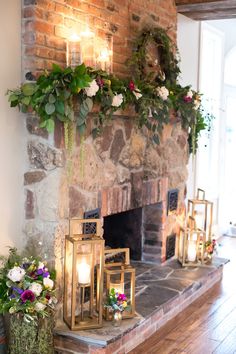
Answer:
[205, 239, 217, 255]
[0, 248, 57, 322]
[105, 288, 128, 312]
[7, 26, 213, 154]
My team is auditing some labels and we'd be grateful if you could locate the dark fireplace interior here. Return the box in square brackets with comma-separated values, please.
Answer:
[103, 208, 143, 260]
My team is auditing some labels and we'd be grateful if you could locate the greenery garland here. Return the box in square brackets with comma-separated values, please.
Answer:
[7, 26, 212, 154]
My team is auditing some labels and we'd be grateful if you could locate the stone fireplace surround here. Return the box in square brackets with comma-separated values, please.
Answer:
[20, 0, 189, 339]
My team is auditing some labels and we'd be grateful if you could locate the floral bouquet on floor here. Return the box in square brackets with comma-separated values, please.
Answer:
[204, 239, 217, 260]
[0, 248, 57, 354]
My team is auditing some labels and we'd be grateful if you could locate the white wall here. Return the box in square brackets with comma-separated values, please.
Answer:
[0, 1, 26, 254]
[177, 14, 201, 199]
[177, 14, 201, 90]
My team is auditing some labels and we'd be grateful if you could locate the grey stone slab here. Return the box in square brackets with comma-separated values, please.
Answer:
[135, 284, 179, 317]
[153, 278, 195, 293]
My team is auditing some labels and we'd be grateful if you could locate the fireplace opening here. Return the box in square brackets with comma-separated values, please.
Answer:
[103, 208, 143, 260]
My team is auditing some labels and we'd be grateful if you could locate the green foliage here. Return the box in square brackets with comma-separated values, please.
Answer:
[7, 27, 213, 154]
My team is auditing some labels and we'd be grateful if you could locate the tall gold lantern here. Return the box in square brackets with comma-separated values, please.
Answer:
[64, 218, 104, 330]
[178, 217, 206, 266]
[103, 248, 135, 320]
[188, 188, 213, 242]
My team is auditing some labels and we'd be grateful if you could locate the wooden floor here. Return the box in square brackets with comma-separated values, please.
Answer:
[130, 237, 236, 354]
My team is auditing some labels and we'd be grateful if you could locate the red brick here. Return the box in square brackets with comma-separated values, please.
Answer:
[45, 12, 64, 25]
[45, 36, 66, 50]
[35, 20, 54, 35]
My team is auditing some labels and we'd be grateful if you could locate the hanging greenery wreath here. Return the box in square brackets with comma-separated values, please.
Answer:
[127, 27, 180, 85]
[7, 26, 213, 154]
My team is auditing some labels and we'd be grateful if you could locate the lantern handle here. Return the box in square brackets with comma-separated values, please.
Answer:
[196, 188, 205, 200]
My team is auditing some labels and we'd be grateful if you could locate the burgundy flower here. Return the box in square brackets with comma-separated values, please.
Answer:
[96, 78, 105, 88]
[117, 293, 127, 301]
[45, 294, 51, 300]
[183, 96, 192, 103]
[128, 81, 135, 91]
[20, 290, 35, 303]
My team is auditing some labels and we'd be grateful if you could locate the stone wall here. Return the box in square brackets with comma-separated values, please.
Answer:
[21, 0, 189, 318]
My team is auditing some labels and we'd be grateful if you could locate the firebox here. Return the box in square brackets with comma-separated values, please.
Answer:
[102, 201, 166, 262]
[103, 208, 143, 260]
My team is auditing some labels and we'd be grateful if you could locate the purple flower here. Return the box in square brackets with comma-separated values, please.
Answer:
[36, 269, 44, 275]
[43, 271, 50, 278]
[20, 290, 35, 303]
[12, 287, 24, 295]
[10, 294, 16, 299]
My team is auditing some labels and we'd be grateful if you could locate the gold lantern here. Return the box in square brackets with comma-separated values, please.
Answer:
[67, 33, 82, 68]
[188, 188, 213, 242]
[95, 34, 113, 74]
[103, 248, 135, 320]
[64, 218, 104, 330]
[178, 217, 206, 267]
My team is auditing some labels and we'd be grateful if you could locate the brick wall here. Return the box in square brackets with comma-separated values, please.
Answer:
[22, 0, 177, 78]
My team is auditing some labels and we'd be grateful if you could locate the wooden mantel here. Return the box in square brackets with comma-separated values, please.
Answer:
[176, 0, 236, 20]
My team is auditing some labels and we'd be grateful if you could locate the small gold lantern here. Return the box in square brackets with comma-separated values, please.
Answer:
[188, 188, 213, 242]
[103, 248, 135, 320]
[178, 217, 206, 266]
[64, 218, 104, 330]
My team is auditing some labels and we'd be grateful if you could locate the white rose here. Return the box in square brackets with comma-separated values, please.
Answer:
[29, 282, 43, 296]
[38, 262, 45, 269]
[133, 89, 142, 100]
[85, 79, 99, 97]
[7, 266, 26, 282]
[43, 277, 54, 290]
[35, 302, 46, 312]
[112, 93, 123, 107]
[157, 86, 169, 101]
[186, 90, 193, 99]
[194, 99, 201, 110]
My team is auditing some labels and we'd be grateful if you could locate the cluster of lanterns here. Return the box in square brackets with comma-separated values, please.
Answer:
[178, 188, 214, 267]
[63, 189, 213, 331]
[64, 219, 135, 330]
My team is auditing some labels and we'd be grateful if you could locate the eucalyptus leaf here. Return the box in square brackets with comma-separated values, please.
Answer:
[45, 103, 55, 115]
[49, 94, 56, 104]
[45, 119, 55, 132]
[55, 100, 65, 115]
[22, 83, 36, 96]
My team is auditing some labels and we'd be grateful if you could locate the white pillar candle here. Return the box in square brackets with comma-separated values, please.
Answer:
[77, 259, 91, 285]
[187, 242, 197, 262]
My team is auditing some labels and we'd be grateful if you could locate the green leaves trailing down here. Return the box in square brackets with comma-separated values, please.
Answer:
[7, 27, 213, 153]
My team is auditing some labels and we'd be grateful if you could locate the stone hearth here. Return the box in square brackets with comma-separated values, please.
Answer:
[54, 257, 228, 354]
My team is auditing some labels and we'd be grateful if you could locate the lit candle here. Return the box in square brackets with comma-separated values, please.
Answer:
[77, 257, 91, 285]
[187, 242, 197, 262]
[67, 33, 82, 68]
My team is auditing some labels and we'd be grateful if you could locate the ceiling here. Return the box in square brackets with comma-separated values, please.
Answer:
[176, 0, 236, 21]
